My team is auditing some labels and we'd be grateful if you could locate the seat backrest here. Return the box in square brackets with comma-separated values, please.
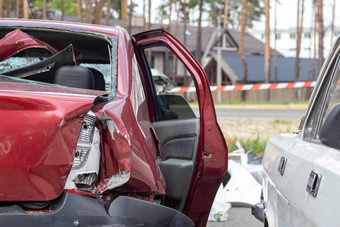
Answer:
[89, 68, 106, 91]
[54, 65, 94, 89]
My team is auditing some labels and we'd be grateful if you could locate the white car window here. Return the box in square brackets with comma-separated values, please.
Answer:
[304, 56, 340, 141]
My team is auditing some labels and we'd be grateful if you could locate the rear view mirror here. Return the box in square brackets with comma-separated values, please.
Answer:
[319, 103, 340, 149]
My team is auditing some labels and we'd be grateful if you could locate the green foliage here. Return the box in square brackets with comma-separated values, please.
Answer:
[32, 0, 125, 19]
[111, 0, 121, 19]
[158, 0, 190, 24]
[206, 0, 264, 27]
[272, 119, 291, 125]
[227, 136, 267, 156]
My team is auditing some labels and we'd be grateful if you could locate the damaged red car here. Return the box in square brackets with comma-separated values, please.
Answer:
[0, 19, 228, 226]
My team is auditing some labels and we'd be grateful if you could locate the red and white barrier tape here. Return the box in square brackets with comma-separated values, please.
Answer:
[167, 81, 317, 93]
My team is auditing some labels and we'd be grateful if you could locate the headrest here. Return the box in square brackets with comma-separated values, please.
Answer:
[54, 66, 94, 89]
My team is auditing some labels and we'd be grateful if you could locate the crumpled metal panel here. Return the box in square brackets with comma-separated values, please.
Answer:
[0, 86, 94, 201]
[0, 29, 57, 61]
[97, 118, 132, 194]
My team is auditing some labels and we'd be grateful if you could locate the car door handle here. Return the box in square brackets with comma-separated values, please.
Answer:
[306, 170, 322, 197]
[278, 156, 287, 176]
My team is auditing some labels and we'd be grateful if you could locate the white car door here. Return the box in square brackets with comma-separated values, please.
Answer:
[263, 38, 340, 227]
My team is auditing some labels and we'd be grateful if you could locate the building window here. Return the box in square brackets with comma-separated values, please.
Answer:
[261, 34, 264, 40]
[304, 32, 311, 39]
[290, 33, 296, 39]
[275, 33, 281, 40]
[335, 31, 340, 36]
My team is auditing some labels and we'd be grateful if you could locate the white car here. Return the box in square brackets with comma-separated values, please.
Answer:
[253, 38, 340, 227]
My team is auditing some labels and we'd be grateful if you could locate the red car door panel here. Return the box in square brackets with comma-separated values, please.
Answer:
[133, 29, 228, 226]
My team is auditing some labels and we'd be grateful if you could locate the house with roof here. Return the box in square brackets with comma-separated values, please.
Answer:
[49, 14, 318, 86]
[202, 28, 318, 85]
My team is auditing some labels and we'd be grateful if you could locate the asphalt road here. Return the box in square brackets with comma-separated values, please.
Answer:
[193, 108, 306, 119]
[207, 207, 263, 227]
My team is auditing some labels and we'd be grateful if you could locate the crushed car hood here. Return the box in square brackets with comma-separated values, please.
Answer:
[0, 82, 104, 201]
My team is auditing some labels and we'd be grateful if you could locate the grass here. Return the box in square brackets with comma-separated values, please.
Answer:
[227, 136, 267, 157]
[219, 119, 300, 157]
[272, 119, 292, 124]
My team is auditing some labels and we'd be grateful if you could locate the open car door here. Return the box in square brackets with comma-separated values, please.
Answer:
[132, 29, 228, 226]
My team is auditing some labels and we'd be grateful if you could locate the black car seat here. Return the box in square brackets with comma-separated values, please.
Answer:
[89, 68, 106, 91]
[54, 65, 95, 89]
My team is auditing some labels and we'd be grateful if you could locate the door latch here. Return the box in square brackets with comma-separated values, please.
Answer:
[306, 170, 322, 197]
[278, 156, 287, 176]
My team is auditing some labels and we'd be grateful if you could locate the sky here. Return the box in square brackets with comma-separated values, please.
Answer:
[252, 0, 337, 31]
[134, 0, 337, 32]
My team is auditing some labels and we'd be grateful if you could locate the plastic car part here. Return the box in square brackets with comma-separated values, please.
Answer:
[108, 196, 194, 226]
[2, 44, 75, 79]
[0, 192, 194, 226]
[306, 170, 322, 197]
[252, 202, 266, 223]
[65, 111, 100, 193]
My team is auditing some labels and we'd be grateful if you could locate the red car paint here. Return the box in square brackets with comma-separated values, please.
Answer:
[0, 83, 98, 201]
[133, 29, 228, 226]
[0, 19, 227, 227]
[0, 29, 57, 61]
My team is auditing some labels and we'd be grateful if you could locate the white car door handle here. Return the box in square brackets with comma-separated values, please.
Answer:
[278, 156, 287, 176]
[306, 170, 322, 197]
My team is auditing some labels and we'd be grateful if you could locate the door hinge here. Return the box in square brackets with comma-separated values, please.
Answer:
[306, 170, 322, 197]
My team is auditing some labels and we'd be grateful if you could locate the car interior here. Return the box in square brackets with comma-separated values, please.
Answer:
[0, 27, 113, 92]
[140, 46, 200, 211]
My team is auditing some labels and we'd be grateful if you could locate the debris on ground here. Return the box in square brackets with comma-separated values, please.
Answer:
[208, 184, 231, 222]
[209, 142, 263, 221]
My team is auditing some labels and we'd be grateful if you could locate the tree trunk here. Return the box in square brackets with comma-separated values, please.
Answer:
[195, 0, 203, 64]
[312, 0, 317, 80]
[24, 0, 29, 19]
[6, 0, 11, 18]
[61, 0, 64, 21]
[148, 0, 151, 30]
[143, 0, 146, 30]
[330, 0, 335, 46]
[218, 0, 223, 21]
[307, 0, 315, 81]
[121, 0, 127, 27]
[317, 0, 324, 72]
[94, 0, 105, 24]
[167, 0, 173, 32]
[183, 0, 187, 46]
[223, 0, 229, 28]
[42, 0, 47, 19]
[85, 0, 91, 23]
[173, 0, 179, 74]
[239, 0, 248, 84]
[147, 0, 152, 62]
[105, 0, 111, 25]
[128, 1, 133, 34]
[273, 0, 278, 82]
[264, 0, 270, 83]
[77, 0, 82, 22]
[15, 0, 20, 18]
[0, 0, 3, 18]
[295, 0, 304, 82]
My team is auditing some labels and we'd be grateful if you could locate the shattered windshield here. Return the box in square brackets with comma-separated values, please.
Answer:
[0, 57, 46, 74]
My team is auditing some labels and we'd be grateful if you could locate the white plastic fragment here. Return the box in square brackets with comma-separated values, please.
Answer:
[208, 184, 232, 222]
[224, 159, 262, 206]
